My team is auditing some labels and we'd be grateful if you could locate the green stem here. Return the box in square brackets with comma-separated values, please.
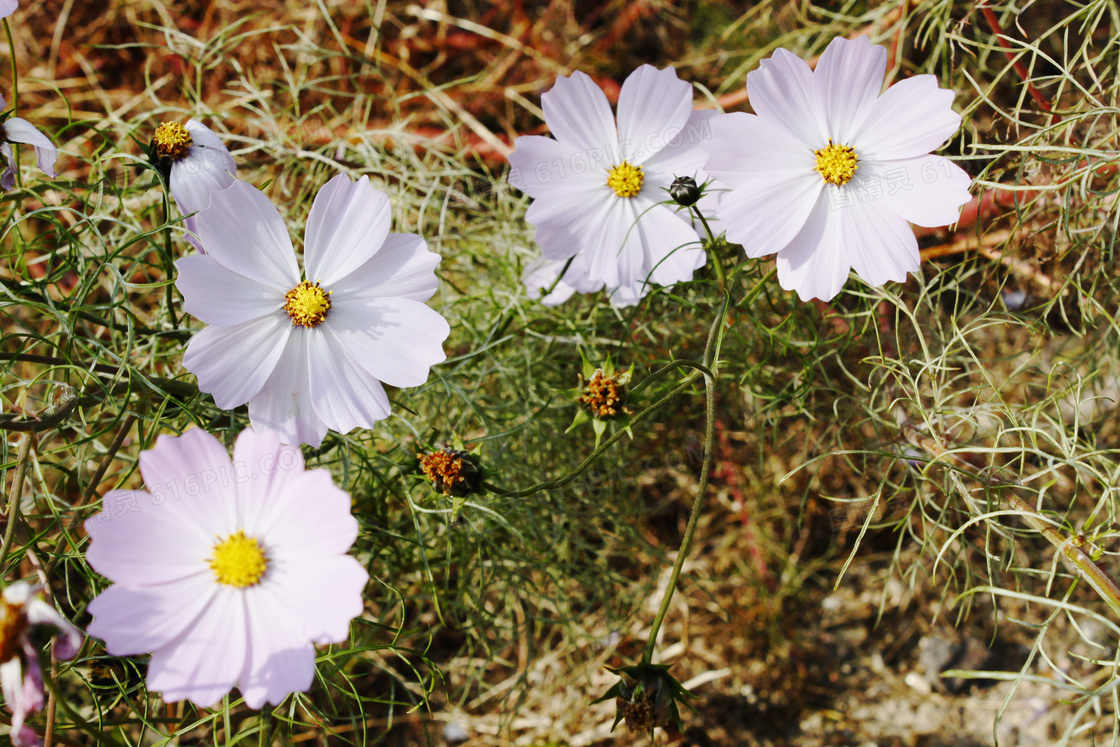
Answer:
[0, 433, 32, 572]
[691, 205, 724, 290]
[162, 191, 178, 329]
[641, 291, 729, 664]
[4, 19, 16, 115]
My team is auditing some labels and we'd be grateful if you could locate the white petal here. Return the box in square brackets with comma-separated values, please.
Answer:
[87, 576, 216, 657]
[507, 135, 603, 199]
[616, 65, 693, 165]
[872, 155, 972, 226]
[607, 282, 648, 307]
[636, 204, 705, 286]
[582, 199, 645, 287]
[146, 588, 247, 708]
[195, 180, 300, 292]
[639, 108, 716, 180]
[25, 599, 83, 660]
[524, 184, 607, 260]
[84, 490, 213, 585]
[230, 427, 306, 534]
[523, 255, 602, 305]
[327, 233, 440, 303]
[304, 174, 392, 286]
[183, 313, 291, 410]
[541, 71, 619, 154]
[774, 194, 851, 301]
[308, 332, 392, 432]
[747, 47, 826, 149]
[813, 36, 887, 143]
[254, 468, 358, 560]
[2, 118, 57, 178]
[324, 297, 449, 388]
[0, 142, 14, 191]
[171, 121, 237, 217]
[716, 172, 823, 258]
[0, 1, 17, 19]
[855, 76, 962, 161]
[840, 197, 920, 287]
[175, 254, 282, 326]
[247, 330, 328, 448]
[238, 587, 314, 708]
[268, 557, 368, 643]
[702, 112, 814, 186]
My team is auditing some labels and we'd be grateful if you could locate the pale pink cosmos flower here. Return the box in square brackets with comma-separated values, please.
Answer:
[508, 65, 711, 305]
[0, 2, 16, 20]
[175, 174, 449, 447]
[702, 36, 972, 301]
[0, 94, 58, 191]
[85, 427, 369, 709]
[0, 582, 84, 747]
[151, 119, 237, 250]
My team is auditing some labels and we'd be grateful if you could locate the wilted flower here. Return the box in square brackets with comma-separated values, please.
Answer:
[149, 119, 237, 250]
[176, 174, 450, 447]
[702, 36, 972, 301]
[0, 94, 58, 191]
[418, 445, 483, 498]
[84, 427, 369, 708]
[0, 582, 83, 747]
[508, 65, 710, 304]
[593, 662, 696, 736]
[565, 354, 633, 448]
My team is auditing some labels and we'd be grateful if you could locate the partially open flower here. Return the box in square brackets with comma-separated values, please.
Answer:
[418, 446, 483, 498]
[0, 582, 84, 747]
[0, 94, 58, 192]
[149, 119, 237, 250]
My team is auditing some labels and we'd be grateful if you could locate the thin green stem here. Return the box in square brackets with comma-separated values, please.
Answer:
[690, 205, 725, 290]
[0, 433, 32, 572]
[4, 19, 16, 115]
[162, 191, 179, 328]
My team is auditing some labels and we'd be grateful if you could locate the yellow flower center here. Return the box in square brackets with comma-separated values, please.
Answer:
[209, 530, 268, 588]
[152, 122, 194, 160]
[0, 597, 26, 664]
[606, 161, 644, 198]
[284, 280, 332, 328]
[814, 140, 858, 186]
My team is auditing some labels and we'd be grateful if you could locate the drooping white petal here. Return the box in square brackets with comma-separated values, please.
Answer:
[175, 254, 282, 327]
[172, 125, 237, 216]
[541, 71, 619, 154]
[194, 180, 300, 292]
[87, 576, 216, 657]
[840, 196, 920, 287]
[716, 171, 823, 258]
[0, 142, 15, 191]
[146, 588, 247, 708]
[813, 36, 887, 143]
[872, 155, 972, 226]
[2, 118, 57, 178]
[523, 255, 603, 306]
[307, 331, 393, 433]
[606, 282, 648, 307]
[247, 330, 328, 448]
[183, 313, 291, 410]
[267, 557, 368, 643]
[323, 297, 449, 389]
[84, 490, 213, 586]
[774, 194, 851, 301]
[703, 112, 814, 185]
[855, 75, 962, 161]
[507, 135, 604, 199]
[238, 587, 315, 708]
[328, 234, 441, 303]
[616, 65, 693, 166]
[635, 203, 706, 286]
[582, 198, 646, 287]
[25, 599, 83, 660]
[304, 174, 392, 286]
[746, 47, 827, 149]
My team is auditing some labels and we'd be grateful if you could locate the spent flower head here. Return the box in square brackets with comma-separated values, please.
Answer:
[565, 353, 634, 448]
[418, 444, 484, 498]
[84, 427, 368, 709]
[593, 662, 696, 737]
[702, 35, 972, 301]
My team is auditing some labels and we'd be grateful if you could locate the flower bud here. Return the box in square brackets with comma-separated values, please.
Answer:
[668, 176, 701, 207]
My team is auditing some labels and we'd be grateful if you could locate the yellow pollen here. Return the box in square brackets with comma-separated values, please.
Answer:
[607, 161, 644, 198]
[814, 140, 858, 186]
[284, 280, 332, 328]
[209, 530, 268, 588]
[152, 122, 194, 160]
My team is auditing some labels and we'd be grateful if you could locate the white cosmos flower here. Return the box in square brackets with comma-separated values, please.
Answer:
[507, 65, 709, 303]
[523, 254, 645, 308]
[0, 94, 57, 191]
[85, 427, 368, 709]
[703, 35, 972, 301]
[176, 174, 449, 448]
[151, 119, 237, 250]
